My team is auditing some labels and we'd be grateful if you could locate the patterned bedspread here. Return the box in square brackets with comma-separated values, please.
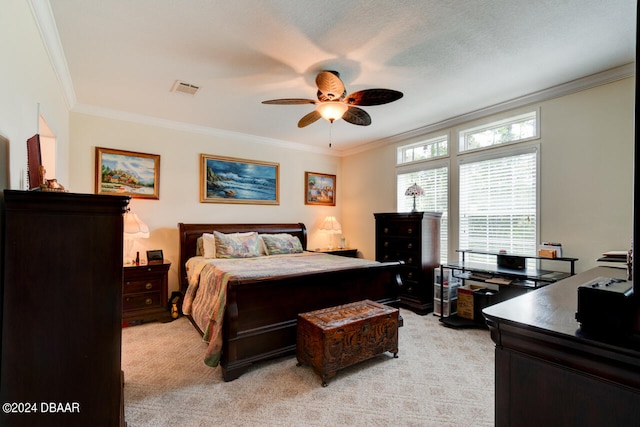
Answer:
[182, 252, 379, 367]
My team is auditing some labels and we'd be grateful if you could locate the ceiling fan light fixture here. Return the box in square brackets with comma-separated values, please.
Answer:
[317, 102, 348, 122]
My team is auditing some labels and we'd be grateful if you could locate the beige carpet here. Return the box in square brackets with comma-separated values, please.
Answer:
[122, 310, 495, 427]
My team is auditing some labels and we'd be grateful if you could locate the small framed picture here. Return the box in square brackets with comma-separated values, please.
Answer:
[305, 172, 336, 206]
[146, 249, 164, 264]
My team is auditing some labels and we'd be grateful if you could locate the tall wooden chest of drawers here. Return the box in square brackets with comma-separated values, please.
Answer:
[374, 212, 441, 314]
[1, 190, 129, 427]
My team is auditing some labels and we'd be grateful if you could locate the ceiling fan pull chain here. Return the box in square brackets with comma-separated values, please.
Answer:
[329, 122, 333, 148]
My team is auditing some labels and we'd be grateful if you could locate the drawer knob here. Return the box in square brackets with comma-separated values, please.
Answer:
[407, 272, 413, 279]
[407, 228, 413, 234]
[407, 243, 413, 249]
[145, 282, 152, 290]
[384, 241, 389, 247]
[145, 298, 153, 305]
[407, 257, 413, 264]
[383, 227, 389, 234]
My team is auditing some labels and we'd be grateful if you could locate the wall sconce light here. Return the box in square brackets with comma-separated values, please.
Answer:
[405, 183, 424, 213]
[123, 211, 149, 265]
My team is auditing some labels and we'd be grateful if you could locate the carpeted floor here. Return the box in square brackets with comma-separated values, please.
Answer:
[122, 309, 495, 427]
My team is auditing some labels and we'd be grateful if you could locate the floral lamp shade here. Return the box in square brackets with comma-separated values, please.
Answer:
[405, 183, 424, 212]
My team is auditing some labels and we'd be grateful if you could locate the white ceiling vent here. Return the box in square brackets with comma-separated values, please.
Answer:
[171, 80, 200, 95]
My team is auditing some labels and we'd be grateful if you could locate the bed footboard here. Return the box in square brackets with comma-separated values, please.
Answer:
[220, 262, 402, 381]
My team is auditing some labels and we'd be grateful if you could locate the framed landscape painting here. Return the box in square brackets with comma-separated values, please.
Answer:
[200, 154, 279, 204]
[305, 171, 336, 206]
[95, 147, 160, 199]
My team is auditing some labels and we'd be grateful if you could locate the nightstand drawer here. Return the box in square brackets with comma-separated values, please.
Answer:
[124, 278, 162, 293]
[124, 292, 162, 311]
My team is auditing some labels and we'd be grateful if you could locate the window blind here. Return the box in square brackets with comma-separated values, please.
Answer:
[459, 150, 537, 264]
[397, 166, 449, 264]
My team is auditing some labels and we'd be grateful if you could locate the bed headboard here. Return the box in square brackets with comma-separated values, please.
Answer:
[177, 222, 308, 293]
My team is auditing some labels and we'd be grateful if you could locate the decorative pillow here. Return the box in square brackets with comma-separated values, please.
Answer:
[260, 233, 304, 255]
[196, 236, 204, 256]
[214, 231, 262, 258]
[202, 233, 216, 258]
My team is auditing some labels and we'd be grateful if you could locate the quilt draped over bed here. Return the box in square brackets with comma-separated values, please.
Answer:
[182, 252, 379, 367]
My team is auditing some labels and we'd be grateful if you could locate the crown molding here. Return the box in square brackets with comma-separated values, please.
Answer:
[71, 104, 336, 156]
[28, 0, 76, 110]
[342, 63, 635, 157]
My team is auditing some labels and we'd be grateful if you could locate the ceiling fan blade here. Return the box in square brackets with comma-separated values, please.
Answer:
[342, 106, 371, 126]
[262, 98, 317, 105]
[345, 89, 403, 106]
[298, 110, 322, 128]
[316, 71, 346, 102]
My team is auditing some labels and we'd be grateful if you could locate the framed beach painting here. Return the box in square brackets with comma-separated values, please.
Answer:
[95, 147, 160, 199]
[200, 154, 279, 204]
[305, 171, 336, 206]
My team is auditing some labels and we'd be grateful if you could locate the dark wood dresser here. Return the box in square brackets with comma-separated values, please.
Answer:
[483, 266, 640, 426]
[123, 262, 171, 324]
[374, 212, 441, 314]
[1, 190, 129, 427]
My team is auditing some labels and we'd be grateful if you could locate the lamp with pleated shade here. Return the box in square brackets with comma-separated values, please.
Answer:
[320, 216, 342, 249]
[123, 211, 149, 264]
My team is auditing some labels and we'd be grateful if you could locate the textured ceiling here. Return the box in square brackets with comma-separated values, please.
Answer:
[41, 0, 636, 153]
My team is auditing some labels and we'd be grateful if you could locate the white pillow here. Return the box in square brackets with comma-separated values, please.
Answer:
[202, 233, 216, 258]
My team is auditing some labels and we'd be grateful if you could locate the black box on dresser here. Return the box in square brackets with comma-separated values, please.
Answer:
[374, 212, 441, 315]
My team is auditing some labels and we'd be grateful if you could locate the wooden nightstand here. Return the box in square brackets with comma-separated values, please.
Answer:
[312, 248, 358, 258]
[123, 262, 171, 325]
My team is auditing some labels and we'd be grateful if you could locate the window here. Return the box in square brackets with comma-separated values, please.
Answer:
[459, 148, 537, 264]
[396, 109, 540, 265]
[397, 165, 449, 264]
[397, 135, 448, 164]
[459, 110, 537, 152]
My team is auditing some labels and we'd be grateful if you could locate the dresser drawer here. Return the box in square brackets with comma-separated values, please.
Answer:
[379, 237, 420, 251]
[124, 277, 162, 294]
[401, 266, 423, 283]
[377, 222, 420, 237]
[124, 292, 162, 311]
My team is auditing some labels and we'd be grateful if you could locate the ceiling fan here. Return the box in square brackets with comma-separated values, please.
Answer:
[262, 70, 403, 128]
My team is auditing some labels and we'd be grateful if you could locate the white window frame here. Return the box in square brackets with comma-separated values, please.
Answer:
[397, 134, 449, 165]
[397, 159, 450, 265]
[459, 109, 539, 154]
[458, 143, 540, 265]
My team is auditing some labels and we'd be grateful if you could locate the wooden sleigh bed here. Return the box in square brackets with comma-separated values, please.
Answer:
[178, 222, 403, 381]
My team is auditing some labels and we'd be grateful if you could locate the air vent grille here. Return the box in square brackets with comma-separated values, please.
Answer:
[171, 80, 200, 95]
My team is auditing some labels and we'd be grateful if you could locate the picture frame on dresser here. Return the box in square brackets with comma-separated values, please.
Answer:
[146, 249, 164, 264]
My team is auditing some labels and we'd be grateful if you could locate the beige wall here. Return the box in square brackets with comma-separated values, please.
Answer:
[0, 0, 70, 189]
[68, 113, 342, 292]
[343, 78, 635, 274]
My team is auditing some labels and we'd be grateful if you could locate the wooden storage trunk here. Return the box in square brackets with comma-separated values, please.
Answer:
[296, 300, 399, 386]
